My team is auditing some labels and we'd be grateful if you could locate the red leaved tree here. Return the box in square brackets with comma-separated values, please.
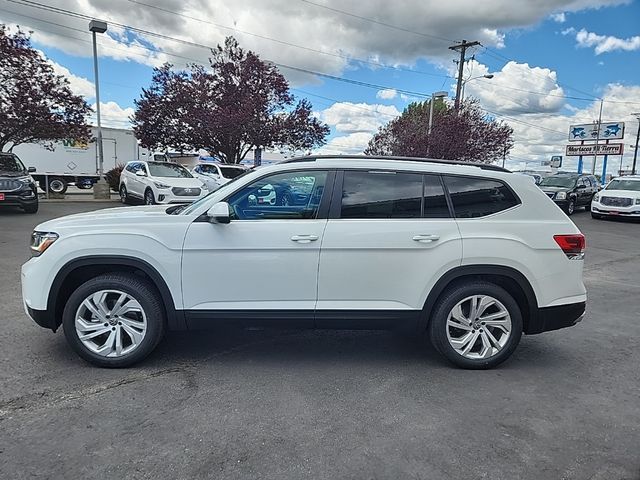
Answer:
[133, 37, 329, 163]
[0, 25, 91, 152]
[366, 99, 513, 163]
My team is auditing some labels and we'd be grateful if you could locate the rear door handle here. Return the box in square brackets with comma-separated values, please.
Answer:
[413, 234, 440, 243]
[291, 235, 319, 243]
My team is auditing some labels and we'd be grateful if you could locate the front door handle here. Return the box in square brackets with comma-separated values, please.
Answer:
[413, 234, 440, 243]
[291, 235, 319, 243]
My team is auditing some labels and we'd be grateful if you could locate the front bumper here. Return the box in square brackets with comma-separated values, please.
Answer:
[527, 301, 586, 334]
[0, 187, 38, 208]
[591, 203, 640, 217]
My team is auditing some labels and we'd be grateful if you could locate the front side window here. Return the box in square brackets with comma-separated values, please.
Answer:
[147, 162, 192, 178]
[444, 176, 519, 218]
[226, 170, 328, 220]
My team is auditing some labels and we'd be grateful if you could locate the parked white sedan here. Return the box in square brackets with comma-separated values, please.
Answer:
[591, 175, 640, 219]
[192, 163, 247, 192]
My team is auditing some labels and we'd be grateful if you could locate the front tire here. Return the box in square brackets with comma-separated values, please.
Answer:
[23, 198, 39, 214]
[565, 198, 576, 216]
[62, 273, 166, 368]
[120, 185, 130, 205]
[428, 281, 523, 369]
[144, 188, 156, 205]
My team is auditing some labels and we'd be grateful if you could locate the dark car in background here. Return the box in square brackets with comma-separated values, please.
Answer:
[539, 173, 598, 215]
[0, 153, 38, 214]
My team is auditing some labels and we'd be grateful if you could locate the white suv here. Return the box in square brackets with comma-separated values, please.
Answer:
[119, 160, 207, 205]
[191, 162, 247, 191]
[591, 175, 640, 219]
[22, 156, 587, 369]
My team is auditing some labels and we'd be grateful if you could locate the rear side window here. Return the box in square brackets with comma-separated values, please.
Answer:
[340, 171, 450, 219]
[444, 176, 519, 218]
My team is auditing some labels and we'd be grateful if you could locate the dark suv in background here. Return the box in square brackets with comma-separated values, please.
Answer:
[0, 153, 38, 214]
[539, 173, 598, 215]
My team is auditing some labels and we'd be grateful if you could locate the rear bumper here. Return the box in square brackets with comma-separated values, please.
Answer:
[527, 301, 586, 334]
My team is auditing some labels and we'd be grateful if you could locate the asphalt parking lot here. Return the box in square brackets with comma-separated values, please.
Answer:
[1, 202, 639, 480]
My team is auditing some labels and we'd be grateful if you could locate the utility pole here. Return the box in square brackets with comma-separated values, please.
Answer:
[449, 40, 481, 111]
[632, 113, 640, 175]
[591, 98, 604, 175]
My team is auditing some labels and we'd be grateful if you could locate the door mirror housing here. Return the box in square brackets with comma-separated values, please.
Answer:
[27, 166, 36, 173]
[207, 202, 231, 224]
[135, 169, 147, 177]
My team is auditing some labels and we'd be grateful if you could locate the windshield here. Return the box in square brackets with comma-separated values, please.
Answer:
[148, 162, 193, 178]
[178, 169, 254, 215]
[540, 176, 577, 188]
[0, 154, 26, 173]
[606, 179, 640, 192]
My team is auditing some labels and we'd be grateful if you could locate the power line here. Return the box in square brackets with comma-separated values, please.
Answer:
[298, 0, 455, 43]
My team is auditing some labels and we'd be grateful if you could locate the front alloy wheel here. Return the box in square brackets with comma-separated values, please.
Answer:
[63, 273, 165, 367]
[566, 199, 575, 215]
[144, 189, 155, 205]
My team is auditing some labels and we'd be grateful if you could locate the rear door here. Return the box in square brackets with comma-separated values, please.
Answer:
[316, 169, 462, 327]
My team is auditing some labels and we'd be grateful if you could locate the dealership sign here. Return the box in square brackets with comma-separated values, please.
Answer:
[565, 143, 624, 156]
[568, 122, 625, 141]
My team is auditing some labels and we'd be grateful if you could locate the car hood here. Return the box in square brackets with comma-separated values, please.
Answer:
[600, 189, 640, 198]
[0, 170, 27, 178]
[35, 205, 172, 231]
[151, 177, 204, 188]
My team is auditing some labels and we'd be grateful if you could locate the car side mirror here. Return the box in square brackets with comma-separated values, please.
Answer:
[135, 170, 146, 177]
[28, 167, 36, 173]
[207, 202, 231, 224]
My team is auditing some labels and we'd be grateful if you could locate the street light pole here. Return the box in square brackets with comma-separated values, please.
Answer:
[632, 113, 640, 175]
[461, 74, 494, 103]
[89, 20, 109, 199]
[427, 91, 448, 157]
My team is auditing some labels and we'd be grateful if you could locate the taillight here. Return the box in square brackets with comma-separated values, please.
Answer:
[554, 234, 586, 260]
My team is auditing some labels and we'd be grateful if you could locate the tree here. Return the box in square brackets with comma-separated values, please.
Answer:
[133, 37, 329, 163]
[365, 99, 513, 164]
[0, 25, 91, 152]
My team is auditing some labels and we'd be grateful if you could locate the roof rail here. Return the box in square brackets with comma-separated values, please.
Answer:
[280, 155, 511, 172]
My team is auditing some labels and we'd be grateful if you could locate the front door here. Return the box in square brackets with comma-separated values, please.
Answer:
[181, 169, 333, 326]
[316, 170, 463, 328]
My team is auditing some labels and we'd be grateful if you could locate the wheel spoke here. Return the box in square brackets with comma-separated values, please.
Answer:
[120, 317, 146, 329]
[115, 327, 123, 356]
[479, 331, 494, 358]
[479, 311, 507, 322]
[76, 318, 105, 332]
[110, 293, 128, 316]
[121, 323, 144, 346]
[79, 326, 111, 341]
[451, 304, 470, 325]
[484, 327, 503, 351]
[483, 317, 511, 334]
[477, 297, 496, 318]
[447, 317, 472, 331]
[81, 298, 106, 322]
[92, 291, 110, 317]
[95, 329, 117, 356]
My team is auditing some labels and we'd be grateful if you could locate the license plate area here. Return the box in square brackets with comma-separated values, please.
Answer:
[0, 193, 5, 201]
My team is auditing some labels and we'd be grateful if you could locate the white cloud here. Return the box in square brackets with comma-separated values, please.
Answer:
[463, 61, 565, 114]
[0, 0, 630, 83]
[575, 28, 640, 54]
[551, 12, 566, 22]
[317, 132, 373, 155]
[376, 88, 398, 100]
[321, 102, 400, 133]
[89, 101, 134, 129]
[47, 59, 95, 99]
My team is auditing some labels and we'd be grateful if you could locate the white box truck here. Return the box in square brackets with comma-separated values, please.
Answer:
[12, 127, 148, 194]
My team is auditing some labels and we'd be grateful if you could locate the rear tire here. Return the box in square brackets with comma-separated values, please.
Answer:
[62, 273, 166, 368]
[428, 281, 523, 369]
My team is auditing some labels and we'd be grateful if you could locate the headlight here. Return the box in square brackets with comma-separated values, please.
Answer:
[17, 175, 35, 185]
[30, 232, 59, 256]
[555, 192, 567, 200]
[594, 193, 600, 202]
[636, 198, 640, 205]
[153, 181, 171, 189]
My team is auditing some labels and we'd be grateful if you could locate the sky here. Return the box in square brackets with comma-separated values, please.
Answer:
[1, 0, 639, 171]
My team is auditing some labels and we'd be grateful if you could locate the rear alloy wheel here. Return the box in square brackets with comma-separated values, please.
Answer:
[144, 189, 156, 205]
[62, 273, 165, 367]
[429, 281, 523, 369]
